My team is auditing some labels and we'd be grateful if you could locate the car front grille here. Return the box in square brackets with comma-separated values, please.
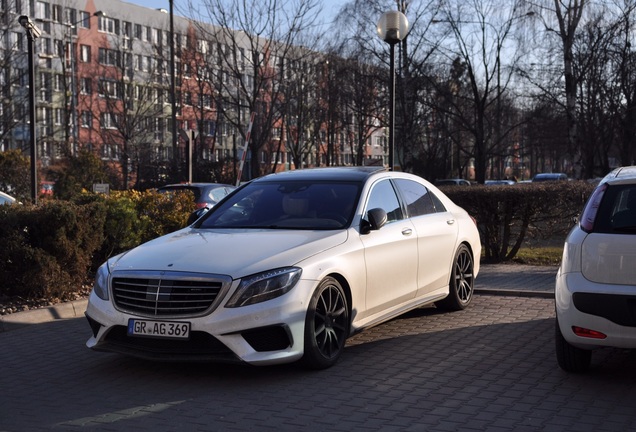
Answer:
[111, 272, 231, 318]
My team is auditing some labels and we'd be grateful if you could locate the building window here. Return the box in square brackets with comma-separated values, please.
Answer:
[101, 143, 119, 160]
[98, 79, 122, 99]
[78, 11, 90, 28]
[38, 37, 52, 55]
[100, 113, 117, 129]
[80, 44, 91, 62]
[53, 74, 63, 92]
[81, 111, 91, 128]
[39, 72, 51, 102]
[51, 4, 63, 22]
[54, 108, 63, 125]
[80, 77, 92, 94]
[98, 48, 120, 66]
[36, 1, 50, 19]
[98, 16, 118, 34]
[154, 118, 164, 141]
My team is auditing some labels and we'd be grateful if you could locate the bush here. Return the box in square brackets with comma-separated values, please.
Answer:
[0, 201, 106, 299]
[0, 190, 196, 301]
[441, 181, 596, 263]
[90, 189, 196, 268]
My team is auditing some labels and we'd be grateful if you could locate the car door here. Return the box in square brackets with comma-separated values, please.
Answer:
[393, 179, 458, 296]
[359, 179, 418, 317]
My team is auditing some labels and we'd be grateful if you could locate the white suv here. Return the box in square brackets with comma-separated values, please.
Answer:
[556, 166, 636, 372]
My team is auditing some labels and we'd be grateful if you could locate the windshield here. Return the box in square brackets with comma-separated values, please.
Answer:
[197, 180, 361, 230]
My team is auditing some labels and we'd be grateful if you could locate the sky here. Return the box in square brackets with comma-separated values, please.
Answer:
[124, 0, 343, 26]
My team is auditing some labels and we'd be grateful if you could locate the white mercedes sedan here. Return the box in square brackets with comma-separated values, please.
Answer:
[85, 167, 481, 369]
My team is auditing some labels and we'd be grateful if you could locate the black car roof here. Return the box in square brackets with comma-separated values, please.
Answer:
[252, 167, 387, 183]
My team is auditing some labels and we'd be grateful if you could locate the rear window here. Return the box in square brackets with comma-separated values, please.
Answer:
[159, 186, 200, 200]
[592, 184, 636, 234]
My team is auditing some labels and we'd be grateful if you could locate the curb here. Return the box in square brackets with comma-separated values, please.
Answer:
[0, 299, 88, 333]
[475, 288, 554, 299]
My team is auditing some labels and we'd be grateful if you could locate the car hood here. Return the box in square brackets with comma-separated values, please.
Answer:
[109, 228, 348, 278]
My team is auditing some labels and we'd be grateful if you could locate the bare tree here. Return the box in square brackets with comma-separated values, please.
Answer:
[92, 35, 169, 189]
[330, 0, 447, 177]
[428, 0, 535, 183]
[187, 0, 322, 181]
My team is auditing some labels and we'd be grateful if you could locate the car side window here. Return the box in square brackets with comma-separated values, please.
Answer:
[394, 179, 436, 217]
[366, 179, 403, 222]
[209, 188, 229, 202]
[429, 191, 447, 213]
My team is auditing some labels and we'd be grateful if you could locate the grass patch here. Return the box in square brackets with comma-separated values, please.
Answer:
[511, 246, 563, 266]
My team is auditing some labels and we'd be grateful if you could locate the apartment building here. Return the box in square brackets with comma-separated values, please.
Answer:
[1, 0, 387, 187]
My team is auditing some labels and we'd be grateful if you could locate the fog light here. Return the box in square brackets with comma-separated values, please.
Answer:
[572, 326, 607, 339]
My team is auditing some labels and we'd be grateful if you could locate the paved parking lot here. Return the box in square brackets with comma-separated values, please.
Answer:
[2, 266, 636, 431]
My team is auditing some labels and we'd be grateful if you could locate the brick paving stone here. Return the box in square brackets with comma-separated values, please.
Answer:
[3, 267, 636, 431]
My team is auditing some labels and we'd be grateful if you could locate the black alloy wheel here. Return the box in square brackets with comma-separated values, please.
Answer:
[436, 244, 474, 311]
[302, 277, 349, 369]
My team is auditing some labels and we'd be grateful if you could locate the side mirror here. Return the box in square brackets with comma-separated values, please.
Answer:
[188, 206, 210, 225]
[361, 208, 388, 234]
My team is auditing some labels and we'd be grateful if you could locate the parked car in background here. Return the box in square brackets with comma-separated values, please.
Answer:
[0, 191, 17, 205]
[532, 173, 568, 182]
[85, 167, 481, 369]
[40, 181, 55, 196]
[555, 166, 636, 372]
[435, 178, 471, 186]
[485, 179, 516, 186]
[157, 183, 236, 209]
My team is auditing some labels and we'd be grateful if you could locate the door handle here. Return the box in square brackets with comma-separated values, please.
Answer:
[447, 219, 455, 225]
[402, 228, 413, 236]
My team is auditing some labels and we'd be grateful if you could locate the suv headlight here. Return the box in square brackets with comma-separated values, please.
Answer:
[226, 267, 302, 308]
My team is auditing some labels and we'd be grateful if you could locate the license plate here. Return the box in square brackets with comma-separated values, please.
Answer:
[127, 319, 191, 340]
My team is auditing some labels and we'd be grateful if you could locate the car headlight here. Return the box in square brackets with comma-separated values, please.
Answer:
[225, 267, 302, 308]
[92, 260, 111, 301]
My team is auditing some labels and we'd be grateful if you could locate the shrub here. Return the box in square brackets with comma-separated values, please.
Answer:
[91, 189, 196, 268]
[441, 181, 595, 263]
[0, 201, 106, 299]
[0, 189, 195, 301]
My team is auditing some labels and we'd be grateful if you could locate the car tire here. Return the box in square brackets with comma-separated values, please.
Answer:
[302, 277, 349, 370]
[435, 244, 474, 311]
[555, 318, 592, 373]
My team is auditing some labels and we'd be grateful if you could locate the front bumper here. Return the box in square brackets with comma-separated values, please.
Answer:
[555, 271, 636, 350]
[85, 279, 317, 365]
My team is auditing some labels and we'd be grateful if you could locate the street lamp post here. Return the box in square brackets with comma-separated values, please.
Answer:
[169, 0, 178, 181]
[18, 15, 42, 204]
[377, 11, 408, 171]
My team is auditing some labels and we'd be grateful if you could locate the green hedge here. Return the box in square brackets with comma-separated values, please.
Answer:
[0, 183, 597, 300]
[440, 181, 596, 263]
[0, 190, 195, 301]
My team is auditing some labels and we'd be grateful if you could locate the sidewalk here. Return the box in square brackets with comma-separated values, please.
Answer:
[0, 263, 557, 333]
[475, 263, 557, 298]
